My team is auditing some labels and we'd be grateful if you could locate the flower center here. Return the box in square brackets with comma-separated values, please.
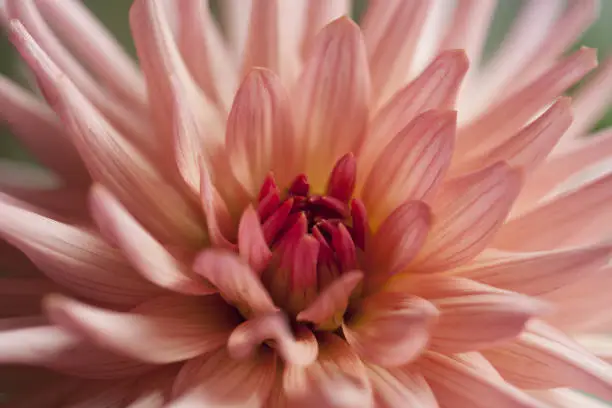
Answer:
[255, 153, 367, 318]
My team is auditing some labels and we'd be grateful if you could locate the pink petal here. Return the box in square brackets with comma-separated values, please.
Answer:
[228, 312, 318, 365]
[238, 205, 273, 275]
[0, 325, 77, 365]
[226, 68, 297, 193]
[177, 0, 236, 111]
[220, 0, 252, 60]
[293, 17, 370, 189]
[358, 50, 468, 179]
[456, 48, 596, 158]
[0, 195, 161, 306]
[452, 97, 573, 175]
[283, 333, 373, 408]
[367, 201, 431, 288]
[300, 0, 351, 59]
[576, 335, 612, 364]
[493, 171, 612, 251]
[483, 320, 612, 400]
[366, 364, 438, 408]
[241, 0, 278, 75]
[193, 249, 278, 317]
[531, 388, 611, 408]
[418, 352, 547, 408]
[451, 244, 612, 297]
[45, 294, 238, 364]
[0, 75, 88, 186]
[413, 162, 522, 272]
[343, 291, 438, 367]
[326, 152, 357, 203]
[297, 270, 364, 329]
[171, 348, 276, 407]
[361, 0, 432, 106]
[362, 110, 455, 225]
[10, 21, 206, 246]
[199, 162, 237, 249]
[89, 184, 216, 295]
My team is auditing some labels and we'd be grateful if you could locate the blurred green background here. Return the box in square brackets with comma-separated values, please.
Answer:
[2, 0, 612, 160]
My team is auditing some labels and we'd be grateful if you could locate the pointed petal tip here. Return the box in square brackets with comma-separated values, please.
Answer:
[437, 49, 470, 72]
[579, 46, 599, 67]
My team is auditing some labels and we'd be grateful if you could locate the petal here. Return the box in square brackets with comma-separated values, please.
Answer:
[456, 48, 596, 157]
[343, 291, 438, 367]
[297, 270, 364, 329]
[228, 312, 318, 366]
[300, 0, 351, 58]
[358, 50, 468, 179]
[366, 364, 438, 408]
[452, 97, 573, 174]
[241, 0, 278, 75]
[361, 0, 432, 105]
[238, 205, 273, 275]
[530, 388, 611, 408]
[493, 171, 612, 251]
[193, 249, 278, 317]
[0, 325, 77, 365]
[171, 348, 276, 407]
[483, 320, 612, 400]
[199, 162, 236, 249]
[226, 68, 297, 193]
[576, 335, 612, 364]
[10, 21, 206, 246]
[0, 195, 161, 306]
[367, 201, 431, 287]
[293, 17, 370, 189]
[89, 184, 216, 295]
[326, 152, 357, 203]
[0, 75, 88, 186]
[45, 294, 238, 364]
[413, 162, 522, 272]
[362, 110, 455, 225]
[418, 352, 547, 408]
[283, 333, 373, 408]
[451, 244, 612, 297]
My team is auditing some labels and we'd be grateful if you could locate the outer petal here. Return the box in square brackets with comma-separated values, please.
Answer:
[530, 388, 611, 408]
[343, 291, 438, 367]
[361, 111, 455, 225]
[284, 333, 373, 408]
[241, 0, 278, 75]
[293, 17, 370, 189]
[226, 68, 296, 193]
[0, 195, 161, 306]
[45, 294, 238, 364]
[366, 364, 438, 408]
[193, 249, 278, 317]
[450, 244, 612, 297]
[171, 348, 276, 407]
[412, 162, 522, 272]
[483, 320, 612, 400]
[89, 185, 216, 295]
[418, 352, 548, 408]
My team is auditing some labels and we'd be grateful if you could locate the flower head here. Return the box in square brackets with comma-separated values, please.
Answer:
[1, 0, 612, 407]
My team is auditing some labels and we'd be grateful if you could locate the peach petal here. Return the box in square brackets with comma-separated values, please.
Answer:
[0, 325, 77, 365]
[361, 0, 431, 106]
[198, 162, 236, 249]
[283, 333, 373, 408]
[171, 348, 276, 407]
[226, 68, 296, 193]
[45, 294, 237, 364]
[293, 17, 370, 188]
[576, 335, 612, 364]
[193, 249, 278, 316]
[483, 320, 612, 400]
[89, 185, 217, 295]
[413, 162, 522, 272]
[530, 388, 611, 408]
[297, 270, 363, 329]
[238, 205, 273, 275]
[358, 50, 468, 180]
[494, 171, 612, 251]
[0, 195, 161, 306]
[366, 364, 438, 408]
[419, 352, 548, 408]
[450, 244, 612, 297]
[241, 0, 278, 75]
[228, 312, 318, 366]
[362, 111, 455, 225]
[343, 291, 438, 367]
[300, 0, 351, 59]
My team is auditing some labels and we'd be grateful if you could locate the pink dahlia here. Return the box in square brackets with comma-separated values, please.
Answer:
[1, 0, 612, 406]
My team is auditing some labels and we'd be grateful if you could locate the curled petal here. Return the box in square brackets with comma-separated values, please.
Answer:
[193, 249, 278, 316]
[45, 294, 238, 364]
[199, 162, 236, 249]
[238, 205, 272, 275]
[343, 291, 438, 367]
[283, 333, 373, 408]
[171, 348, 276, 408]
[228, 312, 318, 366]
[326, 153, 357, 203]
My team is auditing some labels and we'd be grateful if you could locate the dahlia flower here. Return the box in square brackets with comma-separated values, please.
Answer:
[2, 0, 612, 406]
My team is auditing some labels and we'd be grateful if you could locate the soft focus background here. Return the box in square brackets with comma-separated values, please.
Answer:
[2, 0, 612, 163]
